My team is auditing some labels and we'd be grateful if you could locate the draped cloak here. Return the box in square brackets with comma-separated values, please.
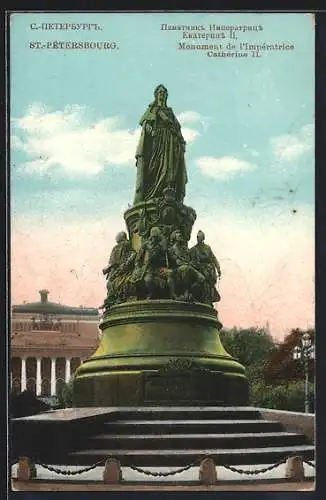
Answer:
[134, 104, 187, 203]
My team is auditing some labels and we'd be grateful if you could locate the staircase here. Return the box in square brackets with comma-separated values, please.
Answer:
[59, 407, 314, 467]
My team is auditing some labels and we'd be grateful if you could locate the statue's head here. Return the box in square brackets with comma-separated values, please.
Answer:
[149, 226, 162, 239]
[170, 230, 177, 245]
[116, 231, 127, 243]
[197, 230, 205, 243]
[174, 230, 184, 243]
[154, 85, 168, 106]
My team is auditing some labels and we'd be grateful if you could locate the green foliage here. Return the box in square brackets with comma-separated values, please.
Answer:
[220, 326, 276, 382]
[263, 328, 315, 383]
[219, 327, 315, 411]
[56, 378, 74, 408]
[250, 380, 315, 412]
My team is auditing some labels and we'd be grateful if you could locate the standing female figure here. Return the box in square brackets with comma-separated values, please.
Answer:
[134, 85, 187, 204]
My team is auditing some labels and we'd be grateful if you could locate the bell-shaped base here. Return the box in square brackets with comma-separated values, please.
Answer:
[73, 300, 249, 406]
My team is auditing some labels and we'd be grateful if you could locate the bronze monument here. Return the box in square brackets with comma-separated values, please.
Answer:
[73, 86, 248, 406]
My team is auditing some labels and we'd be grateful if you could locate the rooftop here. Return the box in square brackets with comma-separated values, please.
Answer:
[12, 290, 99, 316]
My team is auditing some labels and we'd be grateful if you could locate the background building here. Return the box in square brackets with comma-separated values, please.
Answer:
[11, 289, 100, 398]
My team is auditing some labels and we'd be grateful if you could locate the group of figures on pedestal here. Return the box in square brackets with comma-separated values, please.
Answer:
[101, 84, 222, 312]
[102, 228, 221, 311]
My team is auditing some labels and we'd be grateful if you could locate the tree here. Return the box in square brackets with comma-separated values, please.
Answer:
[57, 378, 74, 408]
[220, 326, 315, 411]
[263, 328, 315, 383]
[10, 390, 51, 417]
[220, 326, 277, 381]
[250, 380, 315, 412]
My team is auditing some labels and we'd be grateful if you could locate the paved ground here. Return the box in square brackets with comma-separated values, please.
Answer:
[11, 479, 315, 491]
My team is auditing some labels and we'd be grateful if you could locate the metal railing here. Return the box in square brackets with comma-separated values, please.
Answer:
[11, 454, 315, 478]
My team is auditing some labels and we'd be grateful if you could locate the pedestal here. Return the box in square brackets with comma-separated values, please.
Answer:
[73, 300, 248, 406]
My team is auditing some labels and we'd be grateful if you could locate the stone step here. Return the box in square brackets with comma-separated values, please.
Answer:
[108, 407, 262, 421]
[86, 431, 308, 450]
[66, 444, 315, 466]
[102, 419, 285, 435]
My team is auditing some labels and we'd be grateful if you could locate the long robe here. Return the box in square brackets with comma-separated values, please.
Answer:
[134, 104, 187, 203]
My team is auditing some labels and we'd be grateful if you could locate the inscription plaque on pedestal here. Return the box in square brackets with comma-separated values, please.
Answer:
[143, 370, 224, 405]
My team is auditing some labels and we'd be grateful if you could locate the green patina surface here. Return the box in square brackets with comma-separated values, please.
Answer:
[73, 86, 248, 406]
[73, 300, 248, 406]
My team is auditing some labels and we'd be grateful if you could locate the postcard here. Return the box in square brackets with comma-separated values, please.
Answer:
[9, 11, 315, 492]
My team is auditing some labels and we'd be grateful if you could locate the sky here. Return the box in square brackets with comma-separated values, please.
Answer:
[10, 12, 315, 340]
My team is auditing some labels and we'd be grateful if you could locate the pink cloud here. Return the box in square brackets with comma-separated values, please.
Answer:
[11, 210, 314, 341]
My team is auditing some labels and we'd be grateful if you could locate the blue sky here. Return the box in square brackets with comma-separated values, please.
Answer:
[10, 12, 315, 337]
[11, 12, 314, 216]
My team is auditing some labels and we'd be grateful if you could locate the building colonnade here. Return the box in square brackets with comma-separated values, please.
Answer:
[12, 356, 82, 396]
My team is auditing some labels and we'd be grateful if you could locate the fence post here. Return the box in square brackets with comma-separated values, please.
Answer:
[199, 457, 217, 485]
[103, 458, 122, 484]
[17, 457, 37, 481]
[285, 455, 305, 482]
